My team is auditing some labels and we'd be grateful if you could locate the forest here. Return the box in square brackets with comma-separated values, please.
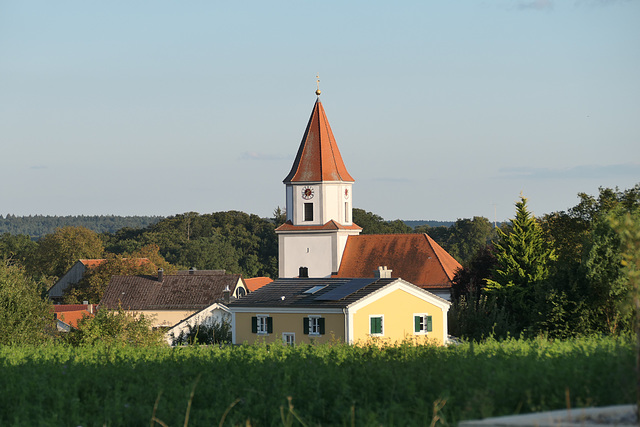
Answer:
[0, 184, 639, 341]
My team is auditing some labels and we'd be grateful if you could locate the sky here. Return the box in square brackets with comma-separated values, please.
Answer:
[1, 0, 639, 222]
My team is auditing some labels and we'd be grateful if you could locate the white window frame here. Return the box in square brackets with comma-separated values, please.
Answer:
[282, 332, 295, 345]
[308, 315, 321, 336]
[369, 314, 384, 336]
[256, 314, 269, 335]
[413, 313, 431, 335]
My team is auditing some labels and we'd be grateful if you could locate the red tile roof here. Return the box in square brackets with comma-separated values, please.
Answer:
[54, 304, 92, 313]
[335, 234, 462, 289]
[55, 310, 92, 328]
[276, 219, 362, 232]
[244, 277, 273, 292]
[284, 98, 354, 183]
[79, 259, 106, 268]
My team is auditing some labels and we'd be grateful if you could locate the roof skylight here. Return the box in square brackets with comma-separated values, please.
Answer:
[303, 285, 327, 294]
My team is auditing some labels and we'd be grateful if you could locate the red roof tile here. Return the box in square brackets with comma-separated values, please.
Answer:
[284, 98, 354, 183]
[335, 234, 462, 289]
[276, 219, 362, 232]
[244, 277, 273, 292]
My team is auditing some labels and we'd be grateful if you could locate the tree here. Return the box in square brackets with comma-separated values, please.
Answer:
[63, 244, 175, 304]
[30, 226, 104, 279]
[0, 261, 55, 345]
[0, 233, 37, 267]
[450, 244, 497, 301]
[485, 196, 556, 330]
[352, 209, 412, 234]
[582, 207, 635, 334]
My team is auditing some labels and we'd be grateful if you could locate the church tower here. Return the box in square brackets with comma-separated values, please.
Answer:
[276, 88, 361, 278]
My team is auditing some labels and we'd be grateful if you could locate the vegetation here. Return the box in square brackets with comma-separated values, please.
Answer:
[0, 261, 55, 345]
[0, 337, 633, 426]
[452, 184, 640, 340]
[170, 320, 232, 346]
[65, 306, 164, 347]
[0, 214, 162, 240]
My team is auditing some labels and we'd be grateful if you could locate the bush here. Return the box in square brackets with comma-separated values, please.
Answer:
[66, 307, 164, 347]
[0, 261, 55, 345]
[170, 320, 231, 345]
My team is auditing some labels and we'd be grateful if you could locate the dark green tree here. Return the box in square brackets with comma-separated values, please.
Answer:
[485, 196, 556, 330]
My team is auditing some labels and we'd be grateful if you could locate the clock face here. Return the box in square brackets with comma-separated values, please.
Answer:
[344, 188, 350, 199]
[301, 186, 315, 200]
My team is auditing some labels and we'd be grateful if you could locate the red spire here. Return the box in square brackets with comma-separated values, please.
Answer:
[284, 98, 354, 183]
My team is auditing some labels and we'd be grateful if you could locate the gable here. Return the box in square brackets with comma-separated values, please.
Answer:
[336, 234, 461, 289]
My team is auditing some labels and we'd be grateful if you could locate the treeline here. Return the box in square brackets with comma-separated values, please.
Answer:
[450, 184, 640, 340]
[0, 215, 163, 240]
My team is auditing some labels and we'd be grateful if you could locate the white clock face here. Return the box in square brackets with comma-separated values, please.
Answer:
[301, 186, 315, 200]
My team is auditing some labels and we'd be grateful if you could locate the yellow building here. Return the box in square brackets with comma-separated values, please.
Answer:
[229, 273, 451, 346]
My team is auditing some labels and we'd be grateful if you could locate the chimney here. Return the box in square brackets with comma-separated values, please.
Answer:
[189, 267, 196, 275]
[223, 285, 230, 304]
[374, 266, 392, 279]
[299, 266, 309, 278]
[158, 268, 164, 282]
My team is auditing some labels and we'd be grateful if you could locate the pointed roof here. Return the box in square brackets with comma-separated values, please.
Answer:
[284, 98, 354, 183]
[335, 234, 462, 290]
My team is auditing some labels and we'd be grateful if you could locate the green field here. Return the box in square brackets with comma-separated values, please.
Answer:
[0, 336, 634, 426]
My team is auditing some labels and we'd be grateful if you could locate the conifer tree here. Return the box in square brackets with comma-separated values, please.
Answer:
[486, 195, 556, 330]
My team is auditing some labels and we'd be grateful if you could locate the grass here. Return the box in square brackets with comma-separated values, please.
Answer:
[0, 336, 634, 426]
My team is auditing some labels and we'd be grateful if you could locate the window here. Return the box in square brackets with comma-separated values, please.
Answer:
[283, 333, 295, 346]
[369, 315, 383, 336]
[345, 202, 349, 222]
[251, 315, 273, 334]
[414, 314, 433, 334]
[304, 203, 313, 221]
[303, 285, 327, 294]
[303, 316, 325, 335]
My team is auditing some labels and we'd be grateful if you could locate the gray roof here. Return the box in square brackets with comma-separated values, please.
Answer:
[228, 277, 399, 309]
[100, 271, 241, 310]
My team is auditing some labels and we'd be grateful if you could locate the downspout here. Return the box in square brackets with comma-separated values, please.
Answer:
[343, 307, 349, 344]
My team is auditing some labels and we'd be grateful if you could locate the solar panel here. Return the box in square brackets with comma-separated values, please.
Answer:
[314, 278, 377, 301]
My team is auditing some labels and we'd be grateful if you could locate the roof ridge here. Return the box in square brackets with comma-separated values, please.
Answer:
[420, 233, 460, 281]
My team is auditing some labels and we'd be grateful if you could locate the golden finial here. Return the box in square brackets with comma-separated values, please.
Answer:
[315, 74, 321, 96]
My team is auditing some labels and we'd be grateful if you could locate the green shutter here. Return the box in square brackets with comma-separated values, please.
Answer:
[303, 318, 309, 335]
[267, 317, 273, 333]
[426, 316, 433, 332]
[318, 318, 325, 335]
[251, 317, 258, 333]
[371, 317, 382, 334]
[414, 316, 421, 332]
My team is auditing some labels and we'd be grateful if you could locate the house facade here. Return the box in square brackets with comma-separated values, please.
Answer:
[228, 276, 451, 345]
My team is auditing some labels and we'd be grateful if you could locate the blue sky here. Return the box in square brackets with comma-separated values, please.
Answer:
[1, 0, 638, 222]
